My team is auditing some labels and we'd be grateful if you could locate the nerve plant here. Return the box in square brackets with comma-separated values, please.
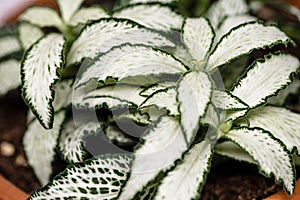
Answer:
[0, 0, 300, 199]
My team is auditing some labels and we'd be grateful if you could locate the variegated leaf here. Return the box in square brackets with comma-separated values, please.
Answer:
[214, 141, 257, 164]
[75, 45, 186, 87]
[19, 7, 65, 31]
[177, 71, 212, 144]
[0, 59, 21, 96]
[207, 22, 292, 73]
[69, 6, 109, 27]
[29, 154, 131, 200]
[206, 0, 248, 29]
[140, 87, 178, 116]
[17, 22, 44, 50]
[21, 33, 66, 129]
[139, 81, 176, 97]
[67, 19, 175, 65]
[247, 106, 300, 153]
[182, 18, 214, 63]
[0, 36, 21, 58]
[225, 110, 248, 122]
[154, 141, 213, 200]
[128, 0, 177, 4]
[113, 4, 183, 32]
[56, 0, 84, 23]
[212, 90, 248, 110]
[105, 125, 135, 145]
[23, 111, 65, 185]
[200, 104, 220, 129]
[52, 79, 73, 111]
[226, 127, 295, 194]
[232, 54, 299, 108]
[59, 119, 102, 163]
[118, 116, 187, 200]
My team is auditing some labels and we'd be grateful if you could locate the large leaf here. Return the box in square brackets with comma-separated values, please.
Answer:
[206, 0, 248, 29]
[113, 4, 183, 32]
[182, 18, 214, 63]
[177, 70, 212, 144]
[67, 19, 175, 65]
[154, 141, 213, 200]
[0, 59, 21, 96]
[56, 0, 84, 23]
[29, 154, 131, 200]
[0, 36, 21, 59]
[247, 106, 300, 154]
[19, 7, 65, 31]
[69, 6, 109, 27]
[118, 116, 187, 199]
[232, 53, 299, 108]
[225, 127, 295, 194]
[17, 22, 44, 50]
[75, 45, 186, 87]
[23, 111, 65, 185]
[59, 119, 102, 163]
[21, 33, 66, 129]
[212, 90, 248, 110]
[206, 22, 292, 73]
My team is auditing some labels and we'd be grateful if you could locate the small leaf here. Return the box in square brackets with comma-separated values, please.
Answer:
[177, 70, 212, 144]
[226, 127, 295, 194]
[154, 141, 213, 200]
[206, 0, 248, 29]
[29, 154, 131, 200]
[75, 45, 186, 87]
[19, 7, 65, 31]
[182, 18, 214, 62]
[69, 6, 109, 27]
[56, 0, 84, 23]
[0, 59, 21, 96]
[200, 103, 220, 129]
[21, 33, 66, 129]
[23, 111, 65, 185]
[247, 106, 300, 154]
[67, 18, 175, 65]
[0, 36, 21, 58]
[128, 0, 177, 4]
[207, 22, 292, 73]
[215, 141, 257, 164]
[59, 119, 102, 163]
[141, 87, 179, 116]
[105, 125, 135, 145]
[113, 4, 183, 32]
[118, 116, 187, 199]
[212, 89, 248, 110]
[232, 53, 299, 108]
[139, 81, 176, 97]
[225, 110, 248, 122]
[52, 79, 73, 111]
[17, 22, 44, 50]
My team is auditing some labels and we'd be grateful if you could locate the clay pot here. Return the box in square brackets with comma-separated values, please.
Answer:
[0, 174, 29, 200]
[265, 179, 300, 200]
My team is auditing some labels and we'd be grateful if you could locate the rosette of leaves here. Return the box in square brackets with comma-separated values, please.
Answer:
[26, 0, 300, 199]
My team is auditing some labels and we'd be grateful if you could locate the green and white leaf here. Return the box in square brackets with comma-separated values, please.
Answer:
[23, 111, 65, 185]
[52, 79, 73, 111]
[268, 79, 300, 106]
[225, 110, 248, 122]
[140, 87, 178, 116]
[182, 18, 214, 63]
[17, 22, 44, 50]
[19, 7, 65, 31]
[76, 45, 186, 87]
[200, 104, 220, 129]
[172, 45, 192, 66]
[247, 106, 300, 154]
[29, 154, 131, 200]
[21, 33, 65, 129]
[225, 127, 295, 194]
[114, 110, 151, 125]
[113, 4, 183, 32]
[214, 141, 256, 164]
[206, 0, 248, 29]
[69, 6, 109, 27]
[212, 90, 248, 110]
[67, 19, 175, 65]
[128, 0, 177, 4]
[177, 71, 212, 144]
[232, 54, 299, 108]
[207, 22, 292, 73]
[0, 59, 21, 96]
[154, 141, 213, 200]
[59, 119, 102, 163]
[56, 0, 84, 23]
[0, 36, 21, 58]
[118, 116, 187, 200]
[105, 125, 135, 145]
[139, 81, 176, 97]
